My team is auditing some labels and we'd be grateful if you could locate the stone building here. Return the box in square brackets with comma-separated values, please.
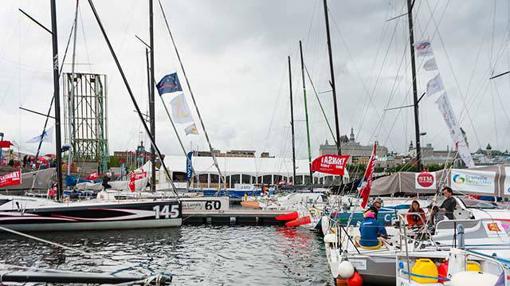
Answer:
[319, 128, 389, 165]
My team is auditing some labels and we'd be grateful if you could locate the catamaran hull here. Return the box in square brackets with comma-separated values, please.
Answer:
[0, 200, 182, 231]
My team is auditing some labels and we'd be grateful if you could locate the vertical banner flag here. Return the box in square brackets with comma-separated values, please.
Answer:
[184, 123, 199, 136]
[156, 73, 182, 95]
[426, 74, 444, 96]
[415, 41, 433, 57]
[310, 154, 350, 176]
[435, 93, 475, 167]
[185, 151, 193, 181]
[0, 170, 22, 188]
[423, 58, 438, 71]
[359, 143, 377, 208]
[416, 40, 475, 167]
[170, 93, 194, 124]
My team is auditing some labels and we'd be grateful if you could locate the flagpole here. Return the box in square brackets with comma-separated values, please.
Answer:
[406, 0, 423, 171]
[288, 56, 297, 189]
[149, 0, 157, 191]
[299, 41, 313, 190]
[50, 0, 63, 201]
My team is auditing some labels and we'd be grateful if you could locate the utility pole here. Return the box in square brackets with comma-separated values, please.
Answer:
[288, 56, 297, 188]
[323, 0, 341, 155]
[50, 0, 63, 200]
[149, 0, 156, 191]
[299, 41, 313, 189]
[406, 0, 423, 171]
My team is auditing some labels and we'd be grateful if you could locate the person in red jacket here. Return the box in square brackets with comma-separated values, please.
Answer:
[406, 200, 426, 229]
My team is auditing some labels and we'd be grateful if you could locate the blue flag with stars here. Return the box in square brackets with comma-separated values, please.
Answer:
[156, 73, 182, 95]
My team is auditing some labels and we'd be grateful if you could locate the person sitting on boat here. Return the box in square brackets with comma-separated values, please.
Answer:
[368, 197, 383, 219]
[440, 186, 456, 220]
[359, 210, 388, 248]
[426, 205, 444, 233]
[406, 200, 426, 229]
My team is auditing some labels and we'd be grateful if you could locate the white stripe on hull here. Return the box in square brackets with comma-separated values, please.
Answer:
[2, 218, 182, 232]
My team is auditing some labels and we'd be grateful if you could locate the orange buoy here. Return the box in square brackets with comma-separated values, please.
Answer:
[275, 211, 299, 221]
[241, 201, 261, 209]
[285, 216, 312, 227]
[347, 271, 363, 286]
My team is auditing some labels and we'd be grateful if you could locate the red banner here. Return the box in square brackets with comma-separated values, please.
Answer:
[310, 155, 350, 176]
[0, 170, 22, 188]
[0, 140, 12, 148]
[360, 143, 377, 208]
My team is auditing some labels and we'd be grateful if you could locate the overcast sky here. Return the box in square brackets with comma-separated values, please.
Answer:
[1, 0, 510, 160]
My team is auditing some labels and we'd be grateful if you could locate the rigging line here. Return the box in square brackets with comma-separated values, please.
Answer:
[330, 9, 395, 141]
[88, 0, 180, 198]
[490, 82, 500, 147]
[33, 17, 77, 167]
[424, 0, 482, 150]
[304, 63, 337, 145]
[370, 0, 444, 150]
[490, 0, 497, 70]
[157, 0, 225, 185]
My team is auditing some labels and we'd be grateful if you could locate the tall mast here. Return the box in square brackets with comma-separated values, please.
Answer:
[323, 0, 341, 155]
[299, 41, 313, 188]
[149, 0, 156, 191]
[50, 0, 63, 200]
[406, 0, 422, 171]
[288, 56, 296, 187]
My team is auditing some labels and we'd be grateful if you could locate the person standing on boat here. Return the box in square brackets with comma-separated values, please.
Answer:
[359, 210, 388, 247]
[406, 200, 426, 228]
[368, 197, 383, 218]
[440, 186, 457, 220]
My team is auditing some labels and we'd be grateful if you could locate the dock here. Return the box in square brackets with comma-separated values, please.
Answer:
[182, 208, 291, 226]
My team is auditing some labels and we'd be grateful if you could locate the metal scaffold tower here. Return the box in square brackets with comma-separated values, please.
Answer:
[63, 72, 109, 174]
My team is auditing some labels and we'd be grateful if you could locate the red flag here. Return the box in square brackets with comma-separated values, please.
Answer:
[310, 154, 350, 176]
[0, 170, 22, 188]
[359, 143, 377, 208]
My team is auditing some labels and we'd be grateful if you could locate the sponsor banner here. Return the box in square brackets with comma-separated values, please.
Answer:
[310, 154, 350, 176]
[415, 171, 436, 190]
[451, 169, 496, 194]
[0, 170, 22, 188]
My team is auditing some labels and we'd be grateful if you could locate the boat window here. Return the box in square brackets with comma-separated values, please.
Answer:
[458, 198, 497, 209]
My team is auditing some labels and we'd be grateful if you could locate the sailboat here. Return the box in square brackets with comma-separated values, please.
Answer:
[0, 0, 183, 231]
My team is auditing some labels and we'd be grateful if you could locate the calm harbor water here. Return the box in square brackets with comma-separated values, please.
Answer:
[0, 226, 336, 285]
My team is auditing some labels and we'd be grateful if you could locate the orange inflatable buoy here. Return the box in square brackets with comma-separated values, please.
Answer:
[285, 216, 311, 227]
[275, 211, 299, 221]
[347, 271, 363, 286]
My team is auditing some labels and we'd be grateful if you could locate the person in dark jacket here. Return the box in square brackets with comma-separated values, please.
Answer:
[440, 186, 457, 220]
[102, 174, 112, 190]
[359, 210, 388, 247]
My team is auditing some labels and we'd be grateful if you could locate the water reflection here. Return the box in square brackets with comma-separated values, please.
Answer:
[0, 226, 333, 285]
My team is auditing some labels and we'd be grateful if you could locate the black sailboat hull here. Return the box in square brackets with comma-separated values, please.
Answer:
[0, 200, 182, 231]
